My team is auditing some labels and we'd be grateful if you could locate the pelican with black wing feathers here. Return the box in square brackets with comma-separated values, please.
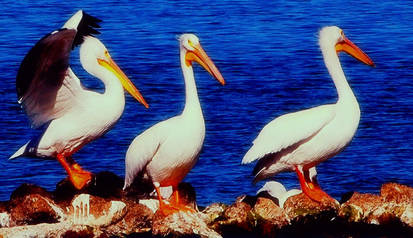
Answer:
[10, 10, 148, 190]
[123, 34, 225, 215]
[242, 26, 374, 202]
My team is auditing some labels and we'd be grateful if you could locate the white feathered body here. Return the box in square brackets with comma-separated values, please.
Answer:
[13, 67, 126, 158]
[124, 107, 205, 188]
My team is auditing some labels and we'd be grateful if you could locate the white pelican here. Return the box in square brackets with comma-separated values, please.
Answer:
[123, 34, 224, 215]
[242, 26, 374, 202]
[10, 10, 148, 190]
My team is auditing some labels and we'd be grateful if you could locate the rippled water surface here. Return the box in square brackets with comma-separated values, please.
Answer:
[0, 1, 412, 205]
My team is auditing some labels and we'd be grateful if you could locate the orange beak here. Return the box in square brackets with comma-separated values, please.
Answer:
[335, 36, 375, 67]
[98, 57, 149, 108]
[185, 43, 225, 85]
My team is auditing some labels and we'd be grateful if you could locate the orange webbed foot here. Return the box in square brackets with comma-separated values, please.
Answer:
[69, 163, 93, 190]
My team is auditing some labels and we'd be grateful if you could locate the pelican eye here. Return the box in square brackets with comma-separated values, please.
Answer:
[188, 40, 194, 48]
[104, 50, 110, 58]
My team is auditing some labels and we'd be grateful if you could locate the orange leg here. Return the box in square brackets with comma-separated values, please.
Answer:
[57, 153, 92, 190]
[153, 183, 196, 216]
[294, 165, 334, 202]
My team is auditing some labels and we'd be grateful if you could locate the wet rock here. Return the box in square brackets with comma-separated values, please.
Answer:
[283, 193, 338, 221]
[9, 193, 62, 226]
[152, 211, 221, 238]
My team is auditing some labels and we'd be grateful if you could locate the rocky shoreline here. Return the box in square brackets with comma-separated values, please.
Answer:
[0, 172, 412, 237]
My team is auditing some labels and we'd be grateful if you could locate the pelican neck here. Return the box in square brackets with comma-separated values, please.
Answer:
[180, 47, 202, 114]
[321, 44, 356, 103]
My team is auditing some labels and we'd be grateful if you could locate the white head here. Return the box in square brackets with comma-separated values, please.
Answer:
[178, 33, 225, 85]
[179, 33, 200, 52]
[318, 26, 374, 66]
[79, 36, 148, 108]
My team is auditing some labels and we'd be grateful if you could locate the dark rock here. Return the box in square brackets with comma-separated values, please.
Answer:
[9, 193, 62, 226]
[10, 183, 52, 202]
[54, 171, 123, 204]
[177, 182, 198, 210]
[54, 178, 84, 204]
[88, 171, 124, 199]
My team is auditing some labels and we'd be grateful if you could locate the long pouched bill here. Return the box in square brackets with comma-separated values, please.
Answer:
[335, 36, 375, 67]
[98, 58, 149, 108]
[185, 43, 225, 85]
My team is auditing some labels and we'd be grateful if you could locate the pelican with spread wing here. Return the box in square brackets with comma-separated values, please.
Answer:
[10, 10, 148, 190]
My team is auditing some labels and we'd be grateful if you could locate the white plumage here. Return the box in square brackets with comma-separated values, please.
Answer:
[124, 34, 224, 214]
[11, 10, 148, 190]
[242, 26, 374, 202]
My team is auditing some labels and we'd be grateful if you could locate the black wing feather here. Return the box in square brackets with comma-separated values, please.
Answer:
[72, 11, 101, 48]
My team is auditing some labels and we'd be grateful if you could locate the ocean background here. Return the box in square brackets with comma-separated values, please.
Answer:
[0, 1, 412, 205]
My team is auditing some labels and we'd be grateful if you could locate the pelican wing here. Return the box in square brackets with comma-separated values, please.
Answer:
[123, 122, 165, 189]
[16, 11, 101, 128]
[242, 104, 336, 164]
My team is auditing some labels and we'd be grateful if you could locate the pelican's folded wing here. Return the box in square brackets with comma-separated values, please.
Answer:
[242, 104, 336, 164]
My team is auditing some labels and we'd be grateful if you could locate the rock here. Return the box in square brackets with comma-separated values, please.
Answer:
[338, 191, 408, 225]
[253, 197, 289, 237]
[104, 201, 153, 235]
[152, 211, 221, 238]
[400, 202, 413, 227]
[87, 171, 124, 199]
[202, 203, 227, 224]
[70, 193, 127, 227]
[221, 200, 254, 231]
[339, 192, 382, 223]
[9, 193, 62, 226]
[253, 197, 289, 227]
[9, 184, 52, 201]
[283, 193, 338, 221]
[381, 183, 413, 204]
[54, 171, 124, 204]
[0, 222, 99, 237]
[177, 182, 198, 211]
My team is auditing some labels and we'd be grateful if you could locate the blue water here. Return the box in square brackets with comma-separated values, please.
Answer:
[0, 1, 412, 206]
